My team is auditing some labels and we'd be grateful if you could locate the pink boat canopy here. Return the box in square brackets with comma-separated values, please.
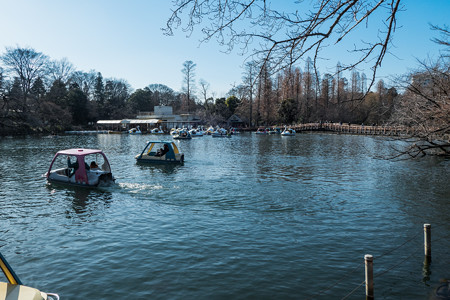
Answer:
[56, 148, 104, 156]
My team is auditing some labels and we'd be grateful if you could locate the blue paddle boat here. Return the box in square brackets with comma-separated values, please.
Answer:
[135, 141, 184, 163]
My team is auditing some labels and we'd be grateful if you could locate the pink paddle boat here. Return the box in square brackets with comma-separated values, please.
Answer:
[45, 148, 115, 187]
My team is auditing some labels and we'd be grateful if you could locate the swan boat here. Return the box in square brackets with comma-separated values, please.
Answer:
[129, 126, 142, 134]
[189, 128, 204, 137]
[172, 129, 192, 139]
[150, 128, 164, 134]
[255, 127, 269, 134]
[281, 128, 296, 136]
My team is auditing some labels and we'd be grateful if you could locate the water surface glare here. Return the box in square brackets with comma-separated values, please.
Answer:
[0, 133, 449, 299]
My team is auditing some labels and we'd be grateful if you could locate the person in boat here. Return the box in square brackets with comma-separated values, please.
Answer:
[67, 156, 78, 177]
[67, 156, 92, 176]
[156, 144, 170, 157]
[90, 161, 99, 170]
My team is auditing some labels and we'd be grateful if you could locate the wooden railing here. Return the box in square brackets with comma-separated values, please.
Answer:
[289, 123, 412, 136]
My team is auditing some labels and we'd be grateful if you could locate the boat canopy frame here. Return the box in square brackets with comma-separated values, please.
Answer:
[46, 148, 113, 186]
[136, 141, 183, 163]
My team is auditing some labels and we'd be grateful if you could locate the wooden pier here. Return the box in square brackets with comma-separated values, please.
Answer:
[290, 122, 411, 136]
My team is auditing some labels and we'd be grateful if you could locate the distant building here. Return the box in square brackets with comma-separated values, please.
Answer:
[96, 106, 202, 132]
[227, 114, 244, 128]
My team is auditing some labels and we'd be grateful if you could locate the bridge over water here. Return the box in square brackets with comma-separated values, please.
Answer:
[290, 123, 412, 136]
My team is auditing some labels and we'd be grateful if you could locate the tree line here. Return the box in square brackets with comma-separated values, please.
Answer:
[227, 58, 398, 127]
[0, 47, 177, 134]
[0, 43, 448, 157]
[0, 47, 242, 134]
[0, 46, 398, 133]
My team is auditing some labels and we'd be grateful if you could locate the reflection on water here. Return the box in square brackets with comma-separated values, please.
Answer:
[423, 256, 432, 285]
[45, 183, 113, 216]
[0, 133, 449, 299]
[136, 162, 183, 175]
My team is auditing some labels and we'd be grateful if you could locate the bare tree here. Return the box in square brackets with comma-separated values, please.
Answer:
[386, 24, 449, 158]
[181, 60, 196, 113]
[390, 56, 449, 158]
[147, 83, 177, 106]
[303, 57, 314, 120]
[351, 70, 361, 101]
[242, 61, 258, 126]
[261, 63, 273, 124]
[48, 57, 74, 85]
[1, 46, 49, 111]
[430, 24, 450, 51]
[198, 79, 210, 103]
[165, 0, 401, 93]
[69, 70, 97, 100]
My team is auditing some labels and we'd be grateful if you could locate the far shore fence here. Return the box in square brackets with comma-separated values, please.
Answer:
[290, 122, 413, 136]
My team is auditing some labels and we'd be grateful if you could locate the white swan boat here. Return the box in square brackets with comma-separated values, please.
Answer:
[281, 128, 296, 136]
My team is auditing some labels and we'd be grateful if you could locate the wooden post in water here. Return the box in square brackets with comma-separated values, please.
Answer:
[365, 254, 374, 299]
[424, 224, 431, 258]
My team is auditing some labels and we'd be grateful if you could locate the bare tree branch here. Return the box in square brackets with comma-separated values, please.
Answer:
[165, 0, 402, 93]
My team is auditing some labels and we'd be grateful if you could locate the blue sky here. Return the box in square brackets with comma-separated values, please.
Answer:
[0, 0, 448, 97]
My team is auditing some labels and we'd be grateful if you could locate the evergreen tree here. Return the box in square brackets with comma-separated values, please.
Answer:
[104, 79, 130, 119]
[127, 89, 154, 113]
[66, 83, 89, 125]
[94, 72, 105, 111]
[214, 97, 229, 122]
[225, 95, 240, 115]
[278, 98, 297, 124]
[31, 77, 46, 106]
[46, 79, 68, 107]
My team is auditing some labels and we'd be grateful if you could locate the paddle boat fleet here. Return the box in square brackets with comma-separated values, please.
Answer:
[167, 126, 236, 138]
[45, 148, 115, 187]
[254, 126, 297, 136]
[135, 141, 184, 163]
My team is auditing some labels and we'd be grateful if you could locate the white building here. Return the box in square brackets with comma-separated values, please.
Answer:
[96, 106, 201, 132]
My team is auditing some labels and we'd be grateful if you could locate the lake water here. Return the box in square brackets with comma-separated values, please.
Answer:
[0, 132, 449, 299]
